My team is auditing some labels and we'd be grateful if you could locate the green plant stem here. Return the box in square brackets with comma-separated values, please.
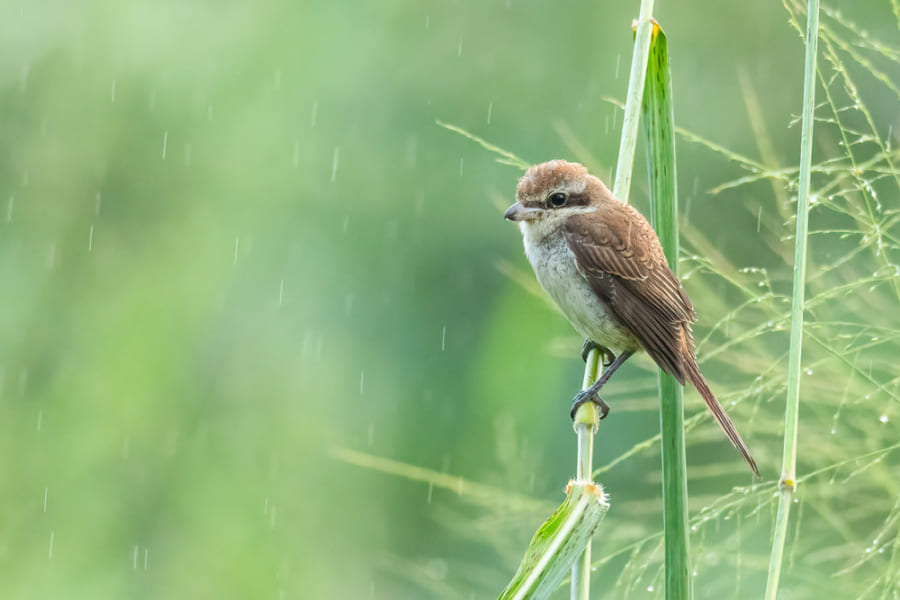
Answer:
[765, 0, 819, 598]
[571, 4, 656, 598]
[613, 0, 656, 204]
[571, 357, 601, 600]
[640, 22, 692, 600]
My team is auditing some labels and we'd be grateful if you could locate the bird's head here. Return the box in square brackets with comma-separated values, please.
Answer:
[505, 160, 612, 240]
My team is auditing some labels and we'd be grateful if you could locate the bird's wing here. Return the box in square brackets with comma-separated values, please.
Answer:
[563, 208, 696, 382]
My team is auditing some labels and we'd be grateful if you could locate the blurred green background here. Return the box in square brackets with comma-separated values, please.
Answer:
[3, 1, 899, 598]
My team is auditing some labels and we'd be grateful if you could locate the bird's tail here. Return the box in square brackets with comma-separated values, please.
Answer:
[684, 360, 760, 478]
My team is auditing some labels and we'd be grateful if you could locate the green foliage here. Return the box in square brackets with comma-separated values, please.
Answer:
[499, 483, 609, 600]
[767, 0, 821, 597]
[640, 22, 692, 600]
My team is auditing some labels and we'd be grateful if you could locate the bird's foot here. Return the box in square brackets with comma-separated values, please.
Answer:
[581, 339, 615, 367]
[570, 389, 610, 421]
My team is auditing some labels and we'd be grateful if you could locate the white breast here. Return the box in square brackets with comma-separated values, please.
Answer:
[521, 224, 637, 353]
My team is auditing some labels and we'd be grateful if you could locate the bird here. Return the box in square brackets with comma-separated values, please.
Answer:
[504, 159, 759, 477]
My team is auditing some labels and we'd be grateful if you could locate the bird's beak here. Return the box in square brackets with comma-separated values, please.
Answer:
[504, 202, 540, 222]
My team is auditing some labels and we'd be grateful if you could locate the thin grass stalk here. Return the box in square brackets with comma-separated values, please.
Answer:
[640, 22, 692, 600]
[765, 0, 820, 597]
[571, 3, 656, 598]
[612, 0, 656, 204]
[570, 359, 600, 600]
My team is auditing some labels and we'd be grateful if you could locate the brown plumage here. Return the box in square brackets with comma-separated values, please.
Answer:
[506, 160, 760, 477]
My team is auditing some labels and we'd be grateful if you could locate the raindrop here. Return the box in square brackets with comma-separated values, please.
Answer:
[880, 415, 888, 423]
[359, 371, 365, 395]
[19, 62, 29, 92]
[161, 130, 168, 160]
[331, 147, 340, 182]
[405, 135, 418, 168]
[425, 559, 448, 580]
[441, 325, 447, 351]
[19, 368, 29, 397]
[233, 236, 240, 265]
[458, 35, 463, 57]
[415, 191, 425, 216]
[487, 102, 493, 125]
[36, 410, 42, 432]
[278, 280, 284, 305]
[647, 585, 654, 592]
[43, 487, 48, 512]
[427, 481, 434, 504]
[88, 225, 94, 252]
[144, 548, 149, 570]
[48, 531, 54, 560]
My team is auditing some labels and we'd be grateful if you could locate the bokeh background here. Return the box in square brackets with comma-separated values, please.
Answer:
[2, 1, 899, 598]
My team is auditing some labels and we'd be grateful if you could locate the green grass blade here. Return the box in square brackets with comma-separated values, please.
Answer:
[499, 482, 610, 600]
[572, 2, 656, 597]
[765, 0, 820, 598]
[571, 367, 600, 600]
[639, 21, 692, 600]
[434, 120, 531, 170]
[612, 0, 656, 204]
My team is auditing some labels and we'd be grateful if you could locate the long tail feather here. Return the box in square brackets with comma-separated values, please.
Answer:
[685, 360, 760, 478]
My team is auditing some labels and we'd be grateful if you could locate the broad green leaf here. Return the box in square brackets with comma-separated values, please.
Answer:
[498, 482, 609, 600]
[640, 21, 693, 600]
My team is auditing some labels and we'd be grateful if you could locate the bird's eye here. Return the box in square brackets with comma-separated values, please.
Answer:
[547, 192, 567, 208]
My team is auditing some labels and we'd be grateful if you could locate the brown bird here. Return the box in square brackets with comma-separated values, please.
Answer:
[505, 160, 759, 477]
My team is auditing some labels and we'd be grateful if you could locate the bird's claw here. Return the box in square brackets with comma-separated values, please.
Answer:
[570, 389, 610, 421]
[581, 339, 615, 367]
